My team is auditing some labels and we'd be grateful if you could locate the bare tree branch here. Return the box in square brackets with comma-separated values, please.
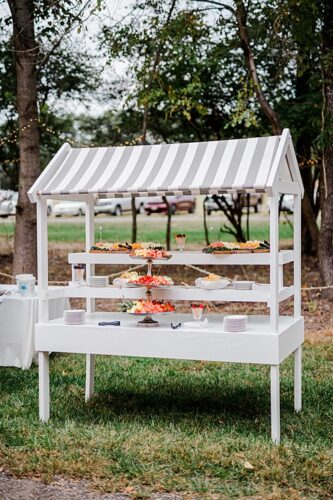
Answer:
[234, 0, 282, 135]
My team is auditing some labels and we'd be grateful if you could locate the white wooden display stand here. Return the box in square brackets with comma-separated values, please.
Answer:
[29, 129, 304, 444]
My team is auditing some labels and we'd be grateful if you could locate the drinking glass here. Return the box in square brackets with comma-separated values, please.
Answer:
[175, 234, 186, 252]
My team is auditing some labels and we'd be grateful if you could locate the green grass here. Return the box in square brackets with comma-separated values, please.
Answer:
[0, 344, 332, 498]
[0, 219, 293, 244]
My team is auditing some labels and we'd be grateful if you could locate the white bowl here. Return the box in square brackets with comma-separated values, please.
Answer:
[195, 277, 230, 290]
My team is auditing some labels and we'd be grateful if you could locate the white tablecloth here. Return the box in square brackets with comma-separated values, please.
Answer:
[0, 285, 68, 369]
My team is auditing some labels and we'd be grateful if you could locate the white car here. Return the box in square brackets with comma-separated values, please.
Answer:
[0, 198, 16, 217]
[279, 194, 294, 213]
[94, 197, 146, 216]
[53, 201, 86, 217]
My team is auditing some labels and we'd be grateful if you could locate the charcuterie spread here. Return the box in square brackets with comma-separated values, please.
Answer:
[202, 240, 270, 254]
[90, 241, 165, 253]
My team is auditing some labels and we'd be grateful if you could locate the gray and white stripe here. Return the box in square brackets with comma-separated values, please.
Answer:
[31, 135, 294, 199]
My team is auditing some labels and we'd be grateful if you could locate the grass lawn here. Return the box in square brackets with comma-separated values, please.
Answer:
[0, 343, 332, 498]
[0, 218, 293, 244]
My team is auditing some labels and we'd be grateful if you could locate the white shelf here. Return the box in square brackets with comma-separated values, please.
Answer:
[35, 313, 304, 365]
[68, 250, 294, 266]
[59, 284, 294, 304]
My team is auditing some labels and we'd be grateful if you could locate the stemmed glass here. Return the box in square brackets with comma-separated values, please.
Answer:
[175, 233, 186, 252]
[191, 303, 204, 321]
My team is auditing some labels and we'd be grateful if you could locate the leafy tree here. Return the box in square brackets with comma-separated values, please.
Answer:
[318, 0, 333, 297]
[1, 0, 101, 274]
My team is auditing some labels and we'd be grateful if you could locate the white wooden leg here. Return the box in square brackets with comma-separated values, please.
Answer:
[85, 354, 95, 402]
[294, 346, 302, 412]
[270, 365, 280, 444]
[39, 351, 50, 422]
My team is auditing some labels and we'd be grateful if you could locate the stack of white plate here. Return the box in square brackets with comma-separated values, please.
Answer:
[88, 276, 109, 287]
[63, 309, 85, 325]
[233, 281, 254, 290]
[223, 315, 247, 332]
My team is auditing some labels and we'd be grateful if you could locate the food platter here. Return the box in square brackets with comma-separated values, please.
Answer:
[90, 249, 131, 254]
[207, 249, 270, 254]
[202, 240, 270, 254]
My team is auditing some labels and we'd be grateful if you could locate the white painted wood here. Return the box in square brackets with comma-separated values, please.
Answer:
[266, 129, 290, 190]
[269, 196, 279, 332]
[278, 181, 300, 195]
[294, 195, 302, 317]
[62, 284, 295, 304]
[294, 346, 302, 412]
[85, 197, 95, 314]
[286, 141, 305, 197]
[39, 351, 50, 422]
[278, 266, 284, 289]
[270, 365, 280, 444]
[40, 194, 92, 202]
[68, 250, 294, 266]
[85, 354, 95, 402]
[277, 317, 304, 363]
[36, 198, 49, 323]
[35, 313, 304, 365]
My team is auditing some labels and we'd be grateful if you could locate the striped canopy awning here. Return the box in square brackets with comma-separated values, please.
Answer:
[28, 131, 302, 201]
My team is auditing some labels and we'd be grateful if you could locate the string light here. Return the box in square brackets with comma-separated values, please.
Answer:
[0, 158, 20, 165]
[0, 116, 143, 157]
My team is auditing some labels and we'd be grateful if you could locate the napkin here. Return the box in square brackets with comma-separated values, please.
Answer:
[183, 318, 209, 328]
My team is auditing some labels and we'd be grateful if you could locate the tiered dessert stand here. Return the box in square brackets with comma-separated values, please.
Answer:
[127, 255, 172, 327]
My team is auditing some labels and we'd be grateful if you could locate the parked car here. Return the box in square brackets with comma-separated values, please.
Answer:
[267, 195, 294, 214]
[94, 197, 146, 216]
[279, 194, 294, 213]
[0, 192, 53, 217]
[53, 201, 86, 217]
[144, 196, 196, 215]
[0, 198, 16, 217]
[204, 194, 263, 215]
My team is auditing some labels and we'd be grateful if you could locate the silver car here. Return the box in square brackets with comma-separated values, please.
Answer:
[94, 197, 146, 216]
[53, 201, 86, 217]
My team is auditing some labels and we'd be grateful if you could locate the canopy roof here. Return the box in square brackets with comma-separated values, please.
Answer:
[28, 128, 303, 202]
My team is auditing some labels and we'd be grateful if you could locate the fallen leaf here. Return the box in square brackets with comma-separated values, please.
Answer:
[123, 486, 135, 493]
[244, 460, 254, 470]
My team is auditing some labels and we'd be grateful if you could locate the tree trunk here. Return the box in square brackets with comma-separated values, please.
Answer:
[8, 0, 40, 276]
[318, 0, 333, 298]
[234, 0, 283, 135]
[295, 64, 320, 256]
[141, 0, 177, 143]
[131, 196, 137, 243]
[162, 196, 172, 250]
[203, 196, 210, 246]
